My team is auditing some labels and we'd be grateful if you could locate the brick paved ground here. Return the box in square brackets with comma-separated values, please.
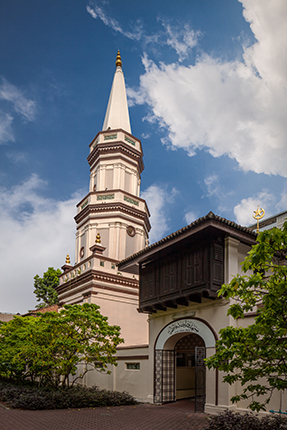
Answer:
[0, 402, 208, 430]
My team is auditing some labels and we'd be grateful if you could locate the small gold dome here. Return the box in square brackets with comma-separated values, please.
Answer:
[96, 233, 101, 244]
[116, 50, 122, 68]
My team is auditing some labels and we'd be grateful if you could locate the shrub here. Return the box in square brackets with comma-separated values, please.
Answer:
[0, 379, 137, 410]
[203, 410, 287, 430]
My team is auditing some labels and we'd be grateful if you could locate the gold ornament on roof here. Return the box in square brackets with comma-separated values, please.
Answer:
[116, 50, 122, 68]
[65, 254, 71, 264]
[96, 233, 101, 244]
[253, 205, 265, 234]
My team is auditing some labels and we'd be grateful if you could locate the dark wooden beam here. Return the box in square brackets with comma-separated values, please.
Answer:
[202, 290, 218, 299]
[138, 306, 156, 314]
[154, 303, 167, 311]
[163, 300, 178, 309]
[188, 293, 202, 303]
[175, 297, 189, 306]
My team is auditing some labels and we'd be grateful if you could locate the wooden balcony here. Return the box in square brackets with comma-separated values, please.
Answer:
[138, 238, 224, 313]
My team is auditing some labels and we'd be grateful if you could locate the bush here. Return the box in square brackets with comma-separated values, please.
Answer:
[0, 379, 137, 410]
[204, 410, 287, 430]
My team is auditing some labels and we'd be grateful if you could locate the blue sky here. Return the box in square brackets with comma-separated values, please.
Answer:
[1, 0, 287, 313]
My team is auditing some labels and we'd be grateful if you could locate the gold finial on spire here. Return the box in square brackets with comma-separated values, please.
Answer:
[116, 50, 122, 68]
[65, 254, 71, 264]
[253, 205, 265, 234]
[96, 233, 101, 244]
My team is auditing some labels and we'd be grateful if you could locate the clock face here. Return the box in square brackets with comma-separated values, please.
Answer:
[80, 246, 85, 259]
[126, 226, 136, 237]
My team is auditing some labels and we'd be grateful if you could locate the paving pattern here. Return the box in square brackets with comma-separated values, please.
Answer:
[0, 401, 208, 430]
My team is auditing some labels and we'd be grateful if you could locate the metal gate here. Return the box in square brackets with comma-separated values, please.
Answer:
[154, 350, 175, 403]
[195, 346, 206, 412]
[154, 347, 206, 410]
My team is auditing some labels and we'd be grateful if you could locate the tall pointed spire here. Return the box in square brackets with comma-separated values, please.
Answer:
[102, 51, 131, 134]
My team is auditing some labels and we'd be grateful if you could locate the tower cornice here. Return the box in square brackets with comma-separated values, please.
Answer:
[74, 200, 151, 232]
[87, 140, 144, 174]
[89, 128, 143, 154]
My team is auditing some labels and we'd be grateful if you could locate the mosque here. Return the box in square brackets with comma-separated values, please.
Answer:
[56, 52, 287, 414]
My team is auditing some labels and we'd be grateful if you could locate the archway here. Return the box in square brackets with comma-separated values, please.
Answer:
[154, 318, 216, 411]
[175, 333, 205, 401]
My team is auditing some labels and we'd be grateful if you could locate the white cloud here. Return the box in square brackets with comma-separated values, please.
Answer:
[184, 211, 197, 225]
[0, 78, 36, 121]
[86, 3, 200, 61]
[0, 111, 14, 143]
[0, 175, 79, 314]
[141, 184, 177, 243]
[6, 151, 27, 163]
[204, 174, 220, 197]
[86, 3, 143, 41]
[130, 0, 287, 177]
[160, 20, 201, 62]
[0, 78, 37, 144]
[233, 190, 275, 226]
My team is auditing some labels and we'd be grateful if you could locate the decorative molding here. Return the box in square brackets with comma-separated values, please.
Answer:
[75, 202, 151, 231]
[124, 196, 139, 206]
[58, 281, 139, 301]
[57, 269, 139, 296]
[124, 136, 136, 146]
[155, 318, 217, 349]
[87, 141, 144, 174]
[97, 194, 114, 201]
[104, 134, 117, 141]
[81, 200, 88, 210]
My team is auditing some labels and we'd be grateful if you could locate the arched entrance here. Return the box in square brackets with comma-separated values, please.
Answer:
[175, 333, 205, 405]
[154, 318, 216, 412]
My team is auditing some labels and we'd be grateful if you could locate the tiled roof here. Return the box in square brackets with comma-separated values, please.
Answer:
[119, 211, 257, 267]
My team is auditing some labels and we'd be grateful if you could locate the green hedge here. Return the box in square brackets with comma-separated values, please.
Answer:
[0, 379, 137, 410]
[203, 410, 287, 430]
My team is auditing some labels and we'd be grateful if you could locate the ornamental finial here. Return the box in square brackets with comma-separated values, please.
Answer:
[116, 50, 122, 68]
[252, 205, 265, 234]
[96, 233, 101, 244]
[65, 254, 71, 264]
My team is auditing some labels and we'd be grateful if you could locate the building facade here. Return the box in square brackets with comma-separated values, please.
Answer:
[119, 212, 287, 414]
[56, 52, 287, 414]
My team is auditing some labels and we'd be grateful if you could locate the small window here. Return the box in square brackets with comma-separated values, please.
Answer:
[100, 261, 105, 267]
[111, 263, 116, 269]
[126, 363, 140, 370]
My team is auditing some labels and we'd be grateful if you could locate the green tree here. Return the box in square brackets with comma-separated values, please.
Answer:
[0, 303, 123, 387]
[33, 267, 61, 308]
[206, 222, 287, 412]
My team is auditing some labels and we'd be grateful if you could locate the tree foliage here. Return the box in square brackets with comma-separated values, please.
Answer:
[0, 303, 124, 388]
[206, 222, 287, 412]
[33, 267, 61, 308]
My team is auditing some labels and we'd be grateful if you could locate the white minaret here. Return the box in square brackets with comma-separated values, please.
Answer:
[74, 51, 150, 264]
[102, 51, 131, 133]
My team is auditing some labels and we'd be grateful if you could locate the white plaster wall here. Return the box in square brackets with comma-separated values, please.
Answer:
[90, 294, 148, 347]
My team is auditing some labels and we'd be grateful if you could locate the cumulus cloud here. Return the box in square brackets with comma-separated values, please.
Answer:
[141, 184, 177, 243]
[184, 211, 197, 225]
[233, 190, 276, 226]
[0, 78, 36, 144]
[129, 0, 287, 177]
[0, 175, 79, 314]
[160, 20, 201, 62]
